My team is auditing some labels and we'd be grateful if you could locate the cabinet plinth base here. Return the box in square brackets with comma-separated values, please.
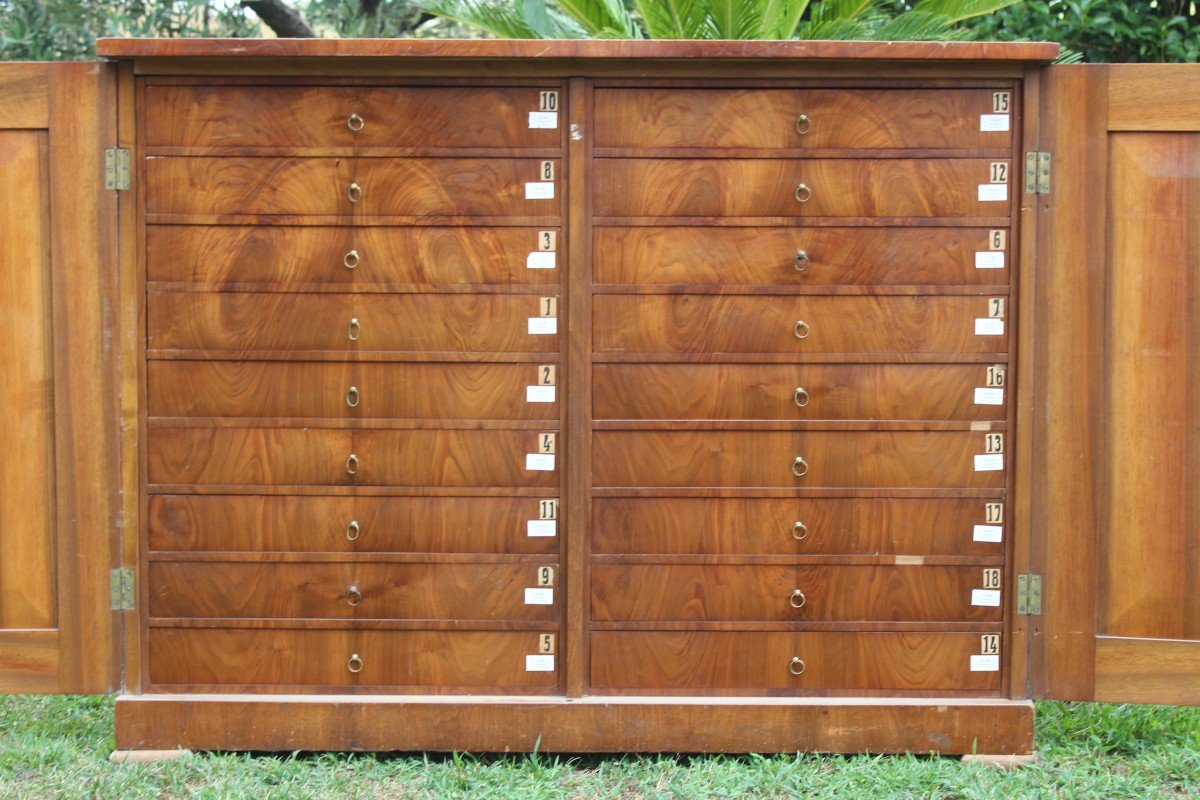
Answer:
[115, 695, 1033, 754]
[109, 749, 189, 764]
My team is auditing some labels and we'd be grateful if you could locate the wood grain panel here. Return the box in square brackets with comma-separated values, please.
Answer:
[593, 364, 1005, 422]
[1108, 65, 1200, 132]
[148, 628, 557, 688]
[594, 88, 1011, 150]
[149, 361, 558, 421]
[146, 156, 560, 217]
[1102, 132, 1200, 641]
[1095, 637, 1200, 705]
[0, 64, 49, 129]
[145, 85, 560, 149]
[0, 131, 55, 630]
[150, 563, 558, 621]
[147, 427, 558, 488]
[148, 292, 559, 355]
[146, 225, 559, 288]
[594, 295, 1007, 356]
[593, 159, 1010, 218]
[591, 631, 1000, 691]
[148, 495, 558, 554]
[594, 226, 1009, 287]
[593, 430, 1006, 489]
[591, 565, 1000, 623]
[0, 631, 58, 693]
[592, 497, 1004, 557]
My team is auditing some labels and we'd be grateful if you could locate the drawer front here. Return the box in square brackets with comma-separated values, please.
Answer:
[593, 227, 1009, 286]
[594, 159, 1010, 218]
[149, 495, 560, 554]
[590, 565, 1001, 623]
[594, 88, 1012, 150]
[148, 293, 559, 355]
[150, 563, 559, 621]
[146, 157, 561, 217]
[148, 428, 559, 488]
[149, 362, 560, 421]
[590, 631, 1000, 692]
[145, 85, 561, 150]
[147, 226, 560, 288]
[592, 497, 1004, 557]
[149, 628, 557, 689]
[594, 296, 1007, 356]
[593, 364, 1005, 421]
[592, 431, 1006, 489]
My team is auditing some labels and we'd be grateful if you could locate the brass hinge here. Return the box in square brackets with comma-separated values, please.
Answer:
[1016, 573, 1043, 615]
[104, 148, 131, 191]
[1024, 152, 1051, 195]
[110, 568, 135, 611]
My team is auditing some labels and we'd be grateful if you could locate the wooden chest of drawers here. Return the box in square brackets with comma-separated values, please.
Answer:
[4, 40, 1199, 755]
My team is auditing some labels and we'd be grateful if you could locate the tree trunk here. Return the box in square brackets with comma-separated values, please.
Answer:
[241, 0, 318, 37]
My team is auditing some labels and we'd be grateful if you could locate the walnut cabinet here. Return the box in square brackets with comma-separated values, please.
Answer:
[0, 41, 1198, 755]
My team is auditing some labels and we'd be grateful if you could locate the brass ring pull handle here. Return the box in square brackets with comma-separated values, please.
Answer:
[795, 183, 812, 203]
[793, 320, 810, 340]
[792, 521, 808, 541]
[345, 520, 362, 541]
[347, 182, 363, 204]
[343, 249, 360, 270]
[790, 589, 806, 608]
[795, 114, 811, 135]
[793, 249, 810, 272]
[347, 653, 364, 673]
[347, 113, 365, 132]
[792, 456, 809, 478]
[346, 585, 363, 607]
[789, 657, 806, 676]
[346, 386, 361, 408]
[348, 317, 361, 341]
[793, 387, 810, 408]
[346, 453, 360, 477]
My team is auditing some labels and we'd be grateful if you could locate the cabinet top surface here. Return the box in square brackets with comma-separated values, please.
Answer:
[95, 37, 1059, 62]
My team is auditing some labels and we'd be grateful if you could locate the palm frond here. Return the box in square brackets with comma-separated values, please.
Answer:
[412, 0, 544, 37]
[915, 0, 1019, 24]
[808, 0, 878, 25]
[554, 0, 638, 36]
[632, 0, 707, 38]
[757, 0, 810, 39]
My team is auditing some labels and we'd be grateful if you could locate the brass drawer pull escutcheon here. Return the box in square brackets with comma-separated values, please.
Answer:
[795, 114, 811, 135]
[795, 183, 812, 203]
[348, 317, 361, 341]
[346, 585, 363, 607]
[347, 654, 363, 673]
[793, 320, 810, 340]
[346, 453, 360, 477]
[793, 387, 810, 408]
[792, 456, 808, 477]
[346, 386, 361, 408]
[789, 657, 806, 676]
[792, 521, 808, 541]
[347, 113, 365, 132]
[345, 520, 362, 541]
[347, 182, 363, 204]
[343, 249, 360, 269]
[793, 249, 810, 271]
[790, 589, 806, 609]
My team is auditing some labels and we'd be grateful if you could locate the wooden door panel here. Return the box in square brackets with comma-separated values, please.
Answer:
[147, 427, 559, 488]
[146, 225, 560, 289]
[594, 88, 1012, 150]
[594, 226, 1009, 287]
[148, 361, 559, 421]
[148, 292, 559, 355]
[146, 157, 561, 217]
[149, 563, 559, 621]
[592, 497, 1004, 557]
[594, 295, 1007, 356]
[592, 431, 1006, 489]
[145, 85, 559, 150]
[593, 363, 1005, 421]
[593, 159, 1010, 218]
[591, 565, 1001, 623]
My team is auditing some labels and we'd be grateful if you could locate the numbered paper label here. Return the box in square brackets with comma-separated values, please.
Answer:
[971, 589, 1002, 607]
[525, 654, 555, 671]
[974, 453, 1004, 471]
[538, 498, 558, 519]
[975, 318, 1005, 336]
[526, 385, 556, 403]
[979, 114, 1010, 132]
[525, 587, 554, 605]
[525, 182, 555, 200]
[527, 520, 557, 537]
[970, 654, 1001, 672]
[528, 112, 558, 129]
[973, 524, 1003, 543]
[538, 633, 556, 654]
[975, 251, 1005, 269]
[978, 184, 1008, 202]
[528, 317, 558, 335]
[974, 387, 1004, 405]
[527, 252, 556, 269]
[985, 502, 1004, 523]
[526, 453, 555, 471]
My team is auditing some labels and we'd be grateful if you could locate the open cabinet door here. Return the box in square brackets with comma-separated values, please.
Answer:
[1034, 64, 1200, 705]
[0, 63, 120, 692]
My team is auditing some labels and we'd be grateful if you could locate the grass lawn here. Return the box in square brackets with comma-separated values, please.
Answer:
[0, 696, 1197, 798]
